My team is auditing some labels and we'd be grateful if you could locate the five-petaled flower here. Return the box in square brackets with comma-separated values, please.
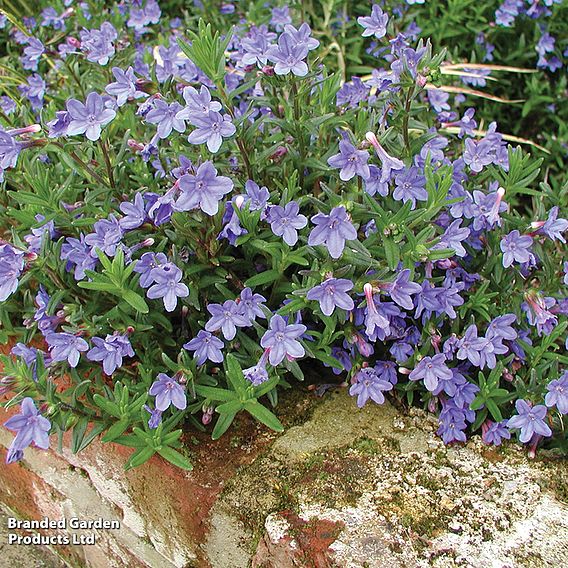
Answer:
[66, 92, 116, 141]
[4, 397, 51, 464]
[260, 315, 306, 366]
[507, 399, 552, 443]
[149, 373, 187, 411]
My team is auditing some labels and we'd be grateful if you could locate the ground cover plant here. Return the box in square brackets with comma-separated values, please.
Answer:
[0, 0, 566, 471]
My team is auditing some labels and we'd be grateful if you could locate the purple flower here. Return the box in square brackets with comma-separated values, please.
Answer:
[66, 92, 116, 141]
[387, 269, 421, 311]
[47, 111, 71, 138]
[146, 262, 189, 312]
[144, 405, 163, 429]
[456, 324, 489, 368]
[149, 373, 187, 411]
[46, 332, 89, 368]
[437, 405, 467, 444]
[306, 278, 354, 316]
[133, 252, 167, 288]
[482, 420, 511, 446]
[80, 22, 117, 65]
[357, 5, 389, 39]
[436, 219, 470, 258]
[271, 6, 292, 29]
[0, 244, 25, 302]
[364, 165, 389, 197]
[119, 193, 147, 230]
[22, 38, 44, 71]
[540, 207, 568, 243]
[507, 400, 552, 443]
[260, 315, 307, 366]
[500, 230, 534, 268]
[244, 180, 270, 212]
[266, 201, 307, 246]
[176, 86, 221, 119]
[146, 100, 185, 139]
[205, 300, 250, 341]
[349, 367, 393, 408]
[84, 215, 124, 257]
[239, 287, 267, 321]
[393, 166, 427, 209]
[366, 132, 405, 182]
[183, 330, 224, 365]
[545, 372, 568, 414]
[175, 161, 234, 216]
[409, 354, 453, 392]
[87, 333, 135, 375]
[327, 140, 370, 181]
[243, 350, 270, 386]
[283, 23, 319, 51]
[4, 398, 50, 463]
[241, 32, 274, 67]
[187, 110, 236, 153]
[105, 67, 148, 107]
[463, 138, 493, 173]
[308, 206, 358, 260]
[267, 32, 309, 76]
[60, 235, 98, 280]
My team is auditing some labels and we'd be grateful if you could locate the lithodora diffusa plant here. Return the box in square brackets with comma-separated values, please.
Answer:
[0, 2, 566, 471]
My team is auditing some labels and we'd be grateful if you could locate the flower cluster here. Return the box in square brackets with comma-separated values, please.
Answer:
[0, 1, 566, 470]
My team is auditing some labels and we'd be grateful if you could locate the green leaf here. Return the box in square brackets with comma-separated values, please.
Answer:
[122, 290, 149, 314]
[71, 417, 89, 454]
[194, 384, 236, 402]
[211, 412, 237, 440]
[125, 446, 156, 470]
[225, 354, 248, 395]
[244, 400, 284, 432]
[244, 270, 280, 288]
[383, 238, 399, 270]
[102, 419, 130, 442]
[157, 447, 193, 471]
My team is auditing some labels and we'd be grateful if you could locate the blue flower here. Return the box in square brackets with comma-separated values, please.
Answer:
[260, 315, 307, 366]
[327, 139, 370, 181]
[146, 99, 185, 139]
[357, 5, 389, 39]
[149, 373, 187, 411]
[349, 367, 393, 408]
[146, 262, 189, 312]
[307, 278, 354, 316]
[239, 287, 267, 321]
[87, 333, 135, 375]
[308, 206, 358, 260]
[267, 32, 309, 76]
[46, 332, 89, 368]
[266, 201, 307, 246]
[4, 398, 51, 463]
[500, 230, 534, 268]
[205, 300, 250, 340]
[184, 330, 224, 365]
[0, 243, 24, 302]
[105, 66, 148, 107]
[507, 399, 552, 443]
[66, 92, 116, 141]
[545, 372, 568, 415]
[409, 354, 453, 392]
[175, 161, 234, 216]
[187, 111, 236, 153]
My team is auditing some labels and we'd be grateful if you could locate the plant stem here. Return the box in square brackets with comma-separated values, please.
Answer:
[402, 84, 415, 156]
[52, 141, 107, 186]
[99, 138, 116, 189]
[291, 80, 306, 189]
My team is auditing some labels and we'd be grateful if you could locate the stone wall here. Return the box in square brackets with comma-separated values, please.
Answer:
[0, 390, 567, 567]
